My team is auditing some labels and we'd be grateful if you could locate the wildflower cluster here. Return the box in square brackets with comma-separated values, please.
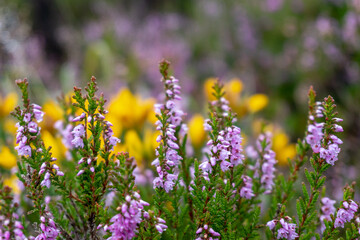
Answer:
[14, 103, 43, 157]
[306, 100, 343, 165]
[239, 175, 255, 199]
[267, 217, 299, 240]
[334, 199, 358, 228]
[201, 82, 245, 177]
[36, 197, 60, 240]
[250, 133, 277, 194]
[152, 60, 185, 192]
[0, 184, 26, 240]
[1, 62, 360, 240]
[320, 197, 336, 232]
[107, 193, 149, 239]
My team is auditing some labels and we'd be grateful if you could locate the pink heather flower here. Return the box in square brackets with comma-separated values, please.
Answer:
[334, 200, 358, 228]
[320, 144, 340, 165]
[107, 194, 154, 239]
[201, 124, 245, 176]
[0, 206, 26, 239]
[71, 137, 84, 148]
[266, 220, 277, 230]
[153, 76, 185, 192]
[320, 197, 336, 232]
[261, 149, 277, 194]
[40, 172, 51, 188]
[306, 103, 343, 165]
[72, 124, 85, 137]
[203, 120, 212, 131]
[54, 121, 74, 150]
[103, 120, 121, 150]
[306, 123, 324, 153]
[23, 113, 31, 122]
[196, 224, 220, 239]
[240, 176, 255, 199]
[333, 124, 343, 132]
[252, 133, 277, 193]
[71, 124, 86, 148]
[35, 215, 59, 240]
[77, 170, 85, 176]
[39, 163, 47, 175]
[33, 109, 44, 123]
[276, 218, 299, 240]
[28, 122, 39, 133]
[72, 112, 86, 122]
[16, 145, 32, 157]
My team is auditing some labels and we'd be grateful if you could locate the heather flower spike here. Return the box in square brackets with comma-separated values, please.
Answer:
[152, 60, 185, 193]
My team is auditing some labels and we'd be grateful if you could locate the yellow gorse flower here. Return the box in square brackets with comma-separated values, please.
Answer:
[0, 93, 17, 118]
[224, 78, 243, 104]
[142, 128, 159, 160]
[272, 131, 296, 166]
[42, 130, 66, 162]
[42, 100, 63, 132]
[247, 94, 269, 113]
[0, 146, 17, 169]
[115, 128, 159, 169]
[123, 130, 144, 168]
[204, 78, 218, 101]
[188, 114, 206, 149]
[4, 118, 17, 135]
[107, 88, 155, 130]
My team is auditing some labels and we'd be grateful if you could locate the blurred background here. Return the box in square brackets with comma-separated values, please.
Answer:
[0, 0, 360, 199]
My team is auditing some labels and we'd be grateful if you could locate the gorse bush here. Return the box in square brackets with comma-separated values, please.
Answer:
[0, 60, 359, 240]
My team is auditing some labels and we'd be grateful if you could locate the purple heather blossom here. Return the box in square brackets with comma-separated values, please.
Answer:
[240, 176, 255, 199]
[334, 200, 358, 228]
[200, 92, 244, 176]
[306, 123, 324, 153]
[23, 113, 31, 122]
[72, 112, 86, 122]
[104, 120, 121, 150]
[267, 220, 276, 230]
[195, 224, 220, 240]
[39, 163, 46, 175]
[152, 76, 185, 192]
[16, 145, 32, 157]
[320, 144, 340, 165]
[32, 104, 44, 122]
[306, 102, 343, 165]
[54, 121, 74, 150]
[201, 125, 245, 175]
[106, 193, 153, 239]
[251, 133, 277, 193]
[40, 172, 51, 188]
[28, 122, 39, 133]
[261, 149, 277, 194]
[267, 218, 298, 240]
[34, 215, 59, 240]
[320, 197, 336, 232]
[72, 124, 85, 137]
[0, 209, 26, 240]
[71, 124, 85, 148]
[15, 107, 44, 157]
